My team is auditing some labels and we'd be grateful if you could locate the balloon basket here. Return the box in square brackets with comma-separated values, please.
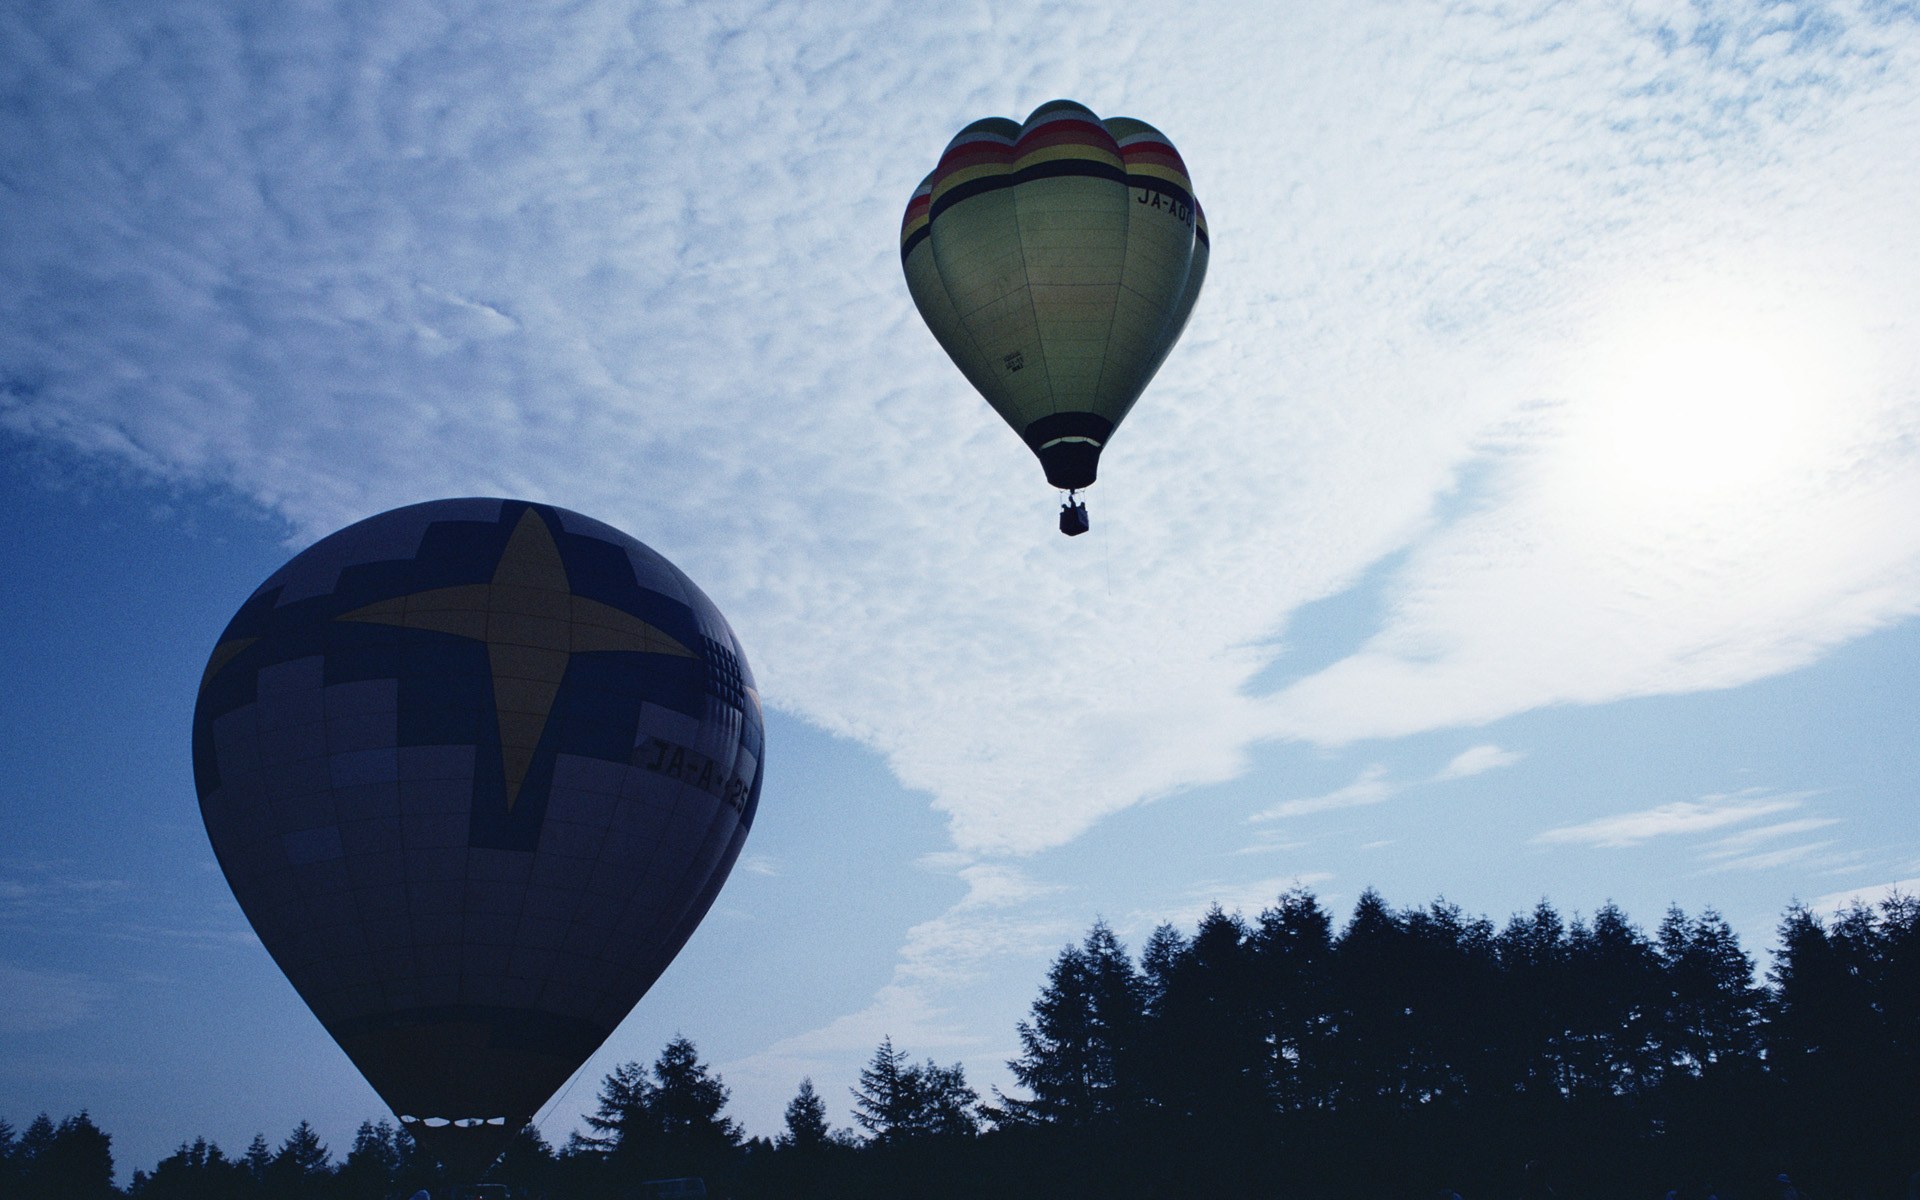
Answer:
[1059, 500, 1089, 537]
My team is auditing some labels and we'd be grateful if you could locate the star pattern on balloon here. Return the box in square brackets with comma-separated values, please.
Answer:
[334, 507, 694, 810]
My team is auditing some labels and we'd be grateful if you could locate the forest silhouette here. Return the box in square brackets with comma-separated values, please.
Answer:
[7, 886, 1917, 1199]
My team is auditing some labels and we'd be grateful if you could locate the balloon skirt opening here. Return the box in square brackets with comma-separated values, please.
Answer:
[1037, 442, 1102, 490]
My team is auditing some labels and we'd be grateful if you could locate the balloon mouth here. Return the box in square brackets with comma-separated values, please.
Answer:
[399, 1115, 527, 1182]
[1023, 412, 1113, 490]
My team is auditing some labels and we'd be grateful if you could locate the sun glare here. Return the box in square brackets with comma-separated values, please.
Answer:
[1558, 281, 1867, 517]
[1598, 332, 1806, 494]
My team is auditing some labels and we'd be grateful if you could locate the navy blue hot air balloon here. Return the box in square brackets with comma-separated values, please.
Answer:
[192, 499, 763, 1179]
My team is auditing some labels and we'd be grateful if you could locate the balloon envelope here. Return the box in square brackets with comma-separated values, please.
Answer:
[901, 99, 1209, 490]
[192, 498, 763, 1178]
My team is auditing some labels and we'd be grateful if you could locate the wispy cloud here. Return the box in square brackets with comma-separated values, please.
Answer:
[1242, 744, 1519, 833]
[0, 961, 109, 1033]
[1252, 766, 1396, 821]
[1703, 842, 1841, 873]
[1233, 833, 1306, 857]
[1434, 744, 1523, 781]
[1697, 818, 1845, 873]
[0, 866, 131, 924]
[1812, 877, 1920, 916]
[103, 922, 261, 951]
[1704, 818, 1843, 855]
[951, 863, 1067, 911]
[1534, 791, 1809, 849]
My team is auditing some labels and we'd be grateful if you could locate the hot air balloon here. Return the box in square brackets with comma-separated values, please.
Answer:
[901, 99, 1209, 535]
[191, 498, 763, 1181]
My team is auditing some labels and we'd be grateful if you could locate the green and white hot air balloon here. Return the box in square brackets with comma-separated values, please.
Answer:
[900, 99, 1209, 535]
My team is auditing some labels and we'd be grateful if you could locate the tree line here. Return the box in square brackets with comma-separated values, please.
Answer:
[9, 887, 1918, 1199]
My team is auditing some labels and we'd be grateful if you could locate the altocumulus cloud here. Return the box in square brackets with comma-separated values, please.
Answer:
[5, 0, 1920, 865]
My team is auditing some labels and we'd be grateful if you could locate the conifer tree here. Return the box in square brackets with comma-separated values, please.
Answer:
[491, 1122, 558, 1197]
[1563, 901, 1661, 1096]
[915, 1061, 981, 1138]
[584, 1057, 655, 1150]
[851, 1036, 919, 1143]
[337, 1119, 403, 1197]
[23, 1112, 117, 1200]
[266, 1120, 330, 1199]
[1009, 920, 1148, 1126]
[15, 1113, 57, 1198]
[650, 1034, 741, 1151]
[1007, 941, 1098, 1125]
[0, 1119, 17, 1198]
[1493, 899, 1571, 1098]
[1658, 905, 1762, 1075]
[779, 1078, 833, 1152]
[241, 1132, 271, 1186]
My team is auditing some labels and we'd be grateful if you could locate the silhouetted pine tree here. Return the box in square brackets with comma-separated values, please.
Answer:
[1150, 906, 1270, 1122]
[127, 1137, 248, 1200]
[240, 1132, 270, 1190]
[915, 1061, 981, 1139]
[765, 1077, 852, 1200]
[13, 1114, 58, 1200]
[582, 1058, 653, 1153]
[1400, 897, 1500, 1104]
[1657, 905, 1763, 1077]
[593, 1035, 740, 1191]
[18, 1111, 118, 1200]
[1493, 900, 1573, 1100]
[265, 1120, 330, 1200]
[779, 1078, 833, 1152]
[333, 1119, 401, 1198]
[490, 1122, 558, 1198]
[1248, 889, 1336, 1113]
[851, 1037, 918, 1144]
[1007, 921, 1144, 1127]
[1767, 896, 1920, 1196]
[1562, 902, 1663, 1097]
[1330, 889, 1421, 1109]
[0, 1119, 18, 1198]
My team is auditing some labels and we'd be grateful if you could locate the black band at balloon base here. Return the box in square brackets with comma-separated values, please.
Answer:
[1022, 412, 1114, 490]
[1038, 441, 1102, 490]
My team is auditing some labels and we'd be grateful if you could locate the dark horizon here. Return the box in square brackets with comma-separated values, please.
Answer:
[10, 883, 1917, 1199]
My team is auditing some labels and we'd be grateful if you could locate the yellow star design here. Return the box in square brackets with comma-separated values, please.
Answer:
[334, 508, 695, 811]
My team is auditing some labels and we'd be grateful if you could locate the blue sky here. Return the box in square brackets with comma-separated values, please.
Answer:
[5, 0, 1920, 1180]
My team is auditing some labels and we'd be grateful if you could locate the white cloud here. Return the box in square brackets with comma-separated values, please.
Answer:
[1434, 744, 1524, 781]
[1702, 818, 1844, 859]
[1233, 834, 1306, 857]
[1703, 842, 1841, 873]
[952, 863, 1067, 911]
[1534, 791, 1808, 849]
[4, 0, 1919, 863]
[1251, 765, 1396, 821]
[1812, 877, 1920, 916]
